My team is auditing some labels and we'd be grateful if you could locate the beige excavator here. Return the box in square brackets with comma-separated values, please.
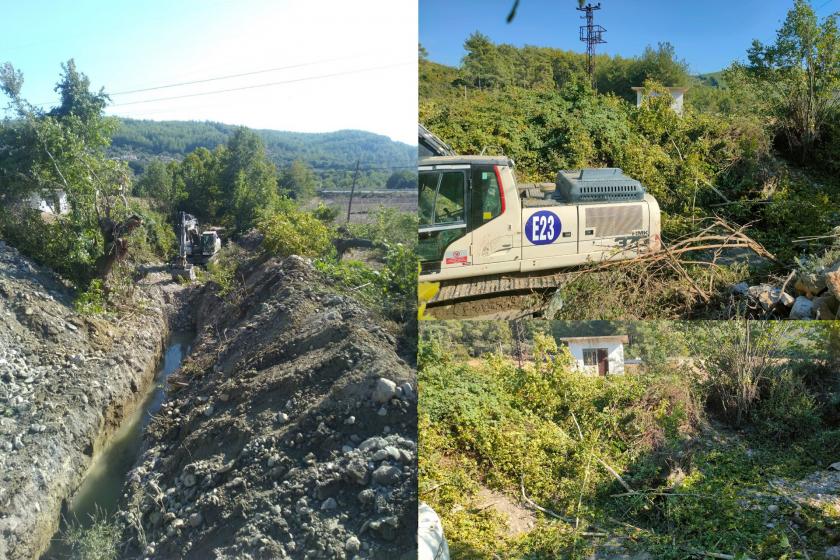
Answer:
[417, 125, 662, 313]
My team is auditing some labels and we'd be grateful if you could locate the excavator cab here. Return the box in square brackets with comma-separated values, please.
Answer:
[418, 157, 509, 273]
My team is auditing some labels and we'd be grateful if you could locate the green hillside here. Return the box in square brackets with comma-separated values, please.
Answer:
[110, 119, 416, 189]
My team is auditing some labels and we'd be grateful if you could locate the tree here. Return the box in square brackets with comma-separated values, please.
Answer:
[742, 0, 840, 162]
[175, 147, 224, 224]
[461, 32, 511, 88]
[220, 127, 279, 231]
[279, 159, 317, 201]
[0, 60, 139, 285]
[385, 169, 416, 189]
[134, 160, 182, 213]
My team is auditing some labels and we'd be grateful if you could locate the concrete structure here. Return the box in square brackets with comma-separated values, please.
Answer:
[631, 86, 688, 115]
[26, 191, 69, 215]
[559, 335, 628, 375]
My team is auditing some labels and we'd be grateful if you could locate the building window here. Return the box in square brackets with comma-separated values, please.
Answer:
[583, 349, 598, 366]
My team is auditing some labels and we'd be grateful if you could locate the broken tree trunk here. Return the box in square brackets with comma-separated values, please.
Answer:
[94, 214, 143, 279]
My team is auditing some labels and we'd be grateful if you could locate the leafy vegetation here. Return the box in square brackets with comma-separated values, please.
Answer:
[419, 321, 840, 559]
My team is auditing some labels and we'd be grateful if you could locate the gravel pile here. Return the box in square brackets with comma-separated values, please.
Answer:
[119, 255, 417, 559]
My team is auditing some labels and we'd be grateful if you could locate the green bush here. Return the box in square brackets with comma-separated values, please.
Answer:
[61, 511, 121, 560]
[347, 206, 418, 248]
[257, 204, 334, 259]
[206, 244, 248, 298]
[74, 279, 106, 315]
[755, 369, 821, 440]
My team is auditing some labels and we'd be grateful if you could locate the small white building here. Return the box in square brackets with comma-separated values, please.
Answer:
[559, 335, 628, 376]
[26, 191, 69, 215]
[631, 86, 688, 115]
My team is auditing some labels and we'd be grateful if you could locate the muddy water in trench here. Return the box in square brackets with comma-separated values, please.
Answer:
[42, 332, 193, 559]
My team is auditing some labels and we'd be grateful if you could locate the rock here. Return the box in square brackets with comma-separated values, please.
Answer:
[789, 296, 814, 320]
[343, 415, 356, 425]
[346, 459, 369, 485]
[276, 412, 289, 424]
[825, 546, 840, 560]
[795, 272, 826, 296]
[358, 436, 386, 452]
[731, 282, 749, 296]
[828, 462, 840, 471]
[203, 405, 214, 417]
[767, 504, 779, 514]
[320, 497, 337, 510]
[183, 473, 197, 488]
[345, 536, 361, 554]
[825, 270, 840, 300]
[188, 512, 203, 527]
[399, 382, 415, 401]
[372, 465, 401, 486]
[372, 377, 397, 403]
[751, 285, 793, 311]
[813, 294, 838, 320]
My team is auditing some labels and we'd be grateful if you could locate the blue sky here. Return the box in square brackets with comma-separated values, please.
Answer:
[1, 0, 418, 144]
[420, 0, 839, 74]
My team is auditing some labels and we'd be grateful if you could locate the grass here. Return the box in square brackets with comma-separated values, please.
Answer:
[61, 508, 122, 560]
[418, 338, 840, 559]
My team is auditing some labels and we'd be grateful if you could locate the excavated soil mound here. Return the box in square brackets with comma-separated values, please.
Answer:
[0, 243, 189, 559]
[120, 255, 417, 559]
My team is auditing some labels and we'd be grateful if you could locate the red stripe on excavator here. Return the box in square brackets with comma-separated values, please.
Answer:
[493, 165, 506, 214]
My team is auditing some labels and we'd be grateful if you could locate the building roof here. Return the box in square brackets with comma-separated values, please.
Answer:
[631, 86, 689, 93]
[558, 335, 630, 345]
[419, 155, 514, 168]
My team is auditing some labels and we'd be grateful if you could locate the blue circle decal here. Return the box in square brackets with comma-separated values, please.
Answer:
[525, 210, 562, 245]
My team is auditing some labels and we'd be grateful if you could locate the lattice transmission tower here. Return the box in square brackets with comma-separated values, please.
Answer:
[577, 2, 607, 88]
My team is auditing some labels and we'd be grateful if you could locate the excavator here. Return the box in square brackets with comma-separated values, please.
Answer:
[417, 125, 662, 314]
[170, 211, 222, 281]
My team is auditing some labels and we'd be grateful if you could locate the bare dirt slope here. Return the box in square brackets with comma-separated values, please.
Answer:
[120, 255, 417, 559]
[0, 242, 188, 560]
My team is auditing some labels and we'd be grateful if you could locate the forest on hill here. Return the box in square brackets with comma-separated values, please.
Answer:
[420, 0, 840, 318]
[110, 118, 417, 189]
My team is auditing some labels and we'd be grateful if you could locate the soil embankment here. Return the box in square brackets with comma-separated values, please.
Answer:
[0, 242, 190, 559]
[119, 255, 418, 559]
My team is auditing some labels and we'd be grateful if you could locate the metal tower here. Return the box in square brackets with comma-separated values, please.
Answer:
[577, 2, 606, 88]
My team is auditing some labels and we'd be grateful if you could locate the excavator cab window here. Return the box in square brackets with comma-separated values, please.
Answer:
[470, 165, 502, 228]
[418, 169, 468, 266]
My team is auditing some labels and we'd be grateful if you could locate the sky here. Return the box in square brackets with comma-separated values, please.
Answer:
[1, 0, 418, 144]
[420, 0, 839, 75]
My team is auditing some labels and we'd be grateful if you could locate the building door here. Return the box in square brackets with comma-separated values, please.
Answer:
[597, 349, 609, 375]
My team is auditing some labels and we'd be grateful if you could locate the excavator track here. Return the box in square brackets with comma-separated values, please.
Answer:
[423, 270, 576, 307]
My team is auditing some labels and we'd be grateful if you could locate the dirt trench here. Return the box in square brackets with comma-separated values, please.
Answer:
[0, 244, 192, 560]
[117, 255, 418, 559]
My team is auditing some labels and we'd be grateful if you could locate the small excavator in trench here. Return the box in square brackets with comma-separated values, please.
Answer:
[170, 211, 222, 281]
[417, 124, 662, 312]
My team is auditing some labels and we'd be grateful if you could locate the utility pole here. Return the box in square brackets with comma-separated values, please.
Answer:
[346, 159, 360, 224]
[577, 2, 606, 89]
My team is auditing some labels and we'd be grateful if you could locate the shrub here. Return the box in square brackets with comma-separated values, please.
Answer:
[347, 206, 418, 248]
[257, 205, 334, 259]
[61, 511, 121, 560]
[206, 244, 248, 298]
[74, 279, 107, 315]
[754, 369, 821, 440]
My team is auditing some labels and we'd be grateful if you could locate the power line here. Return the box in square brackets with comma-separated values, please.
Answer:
[30, 52, 389, 107]
[107, 53, 378, 96]
[109, 61, 413, 108]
